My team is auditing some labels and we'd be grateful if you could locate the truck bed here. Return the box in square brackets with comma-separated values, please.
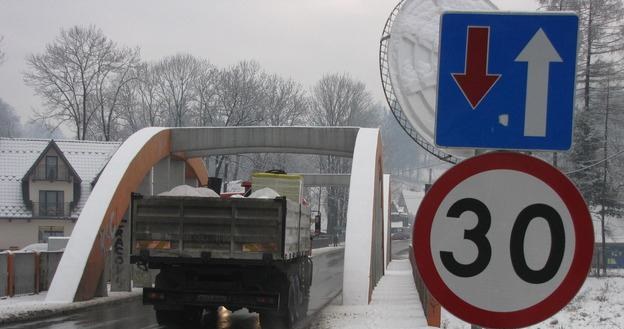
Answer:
[130, 195, 310, 262]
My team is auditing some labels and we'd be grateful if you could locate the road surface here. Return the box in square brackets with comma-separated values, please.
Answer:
[3, 248, 345, 329]
[391, 239, 411, 260]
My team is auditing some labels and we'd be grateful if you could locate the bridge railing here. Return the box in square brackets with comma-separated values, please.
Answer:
[409, 247, 441, 327]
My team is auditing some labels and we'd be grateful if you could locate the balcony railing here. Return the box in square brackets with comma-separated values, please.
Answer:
[32, 167, 71, 182]
[32, 203, 71, 217]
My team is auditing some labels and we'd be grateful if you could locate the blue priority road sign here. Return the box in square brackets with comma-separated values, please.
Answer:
[435, 12, 579, 151]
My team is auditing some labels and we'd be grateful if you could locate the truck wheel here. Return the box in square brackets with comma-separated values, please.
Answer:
[300, 286, 310, 319]
[203, 307, 219, 327]
[155, 310, 179, 325]
[183, 307, 203, 326]
[285, 277, 299, 327]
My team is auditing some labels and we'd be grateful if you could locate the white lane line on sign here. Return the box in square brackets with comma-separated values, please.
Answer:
[515, 28, 562, 137]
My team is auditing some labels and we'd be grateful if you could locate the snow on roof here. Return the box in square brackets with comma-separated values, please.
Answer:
[401, 190, 425, 216]
[0, 138, 121, 218]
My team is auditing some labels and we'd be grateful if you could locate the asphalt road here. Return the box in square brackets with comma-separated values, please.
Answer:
[3, 249, 345, 329]
[391, 239, 412, 260]
[2, 242, 412, 329]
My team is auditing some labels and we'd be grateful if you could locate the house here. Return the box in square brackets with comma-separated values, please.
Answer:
[0, 138, 121, 250]
[398, 189, 425, 227]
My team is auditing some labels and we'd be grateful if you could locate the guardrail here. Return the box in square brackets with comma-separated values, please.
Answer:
[409, 247, 441, 327]
[0, 251, 64, 297]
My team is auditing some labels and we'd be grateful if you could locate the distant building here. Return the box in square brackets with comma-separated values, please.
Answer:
[399, 189, 425, 224]
[390, 200, 410, 230]
[0, 138, 121, 250]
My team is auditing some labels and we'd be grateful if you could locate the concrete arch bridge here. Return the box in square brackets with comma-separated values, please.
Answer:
[46, 126, 390, 308]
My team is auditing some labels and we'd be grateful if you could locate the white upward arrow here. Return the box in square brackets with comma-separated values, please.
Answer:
[515, 28, 562, 137]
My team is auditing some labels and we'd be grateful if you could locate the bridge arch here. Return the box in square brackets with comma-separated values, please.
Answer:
[47, 126, 385, 305]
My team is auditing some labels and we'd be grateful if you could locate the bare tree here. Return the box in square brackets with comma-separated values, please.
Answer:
[24, 26, 137, 140]
[91, 46, 139, 140]
[310, 73, 378, 127]
[211, 61, 267, 178]
[118, 63, 166, 135]
[263, 75, 308, 126]
[310, 73, 380, 234]
[241, 75, 309, 176]
[191, 61, 219, 126]
[214, 60, 267, 127]
[154, 54, 203, 127]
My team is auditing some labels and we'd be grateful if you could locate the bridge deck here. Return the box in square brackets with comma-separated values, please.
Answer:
[311, 259, 430, 329]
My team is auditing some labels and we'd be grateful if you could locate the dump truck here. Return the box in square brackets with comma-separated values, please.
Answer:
[129, 181, 312, 327]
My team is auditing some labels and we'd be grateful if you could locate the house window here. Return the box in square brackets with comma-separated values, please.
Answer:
[38, 190, 64, 217]
[45, 156, 58, 180]
[38, 226, 64, 243]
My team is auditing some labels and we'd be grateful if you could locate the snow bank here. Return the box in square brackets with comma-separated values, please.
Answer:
[158, 185, 219, 197]
[0, 289, 141, 325]
[248, 187, 280, 199]
[441, 274, 624, 329]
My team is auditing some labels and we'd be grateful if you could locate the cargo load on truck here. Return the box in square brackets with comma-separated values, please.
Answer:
[130, 172, 313, 328]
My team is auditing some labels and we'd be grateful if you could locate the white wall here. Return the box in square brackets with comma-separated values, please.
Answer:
[0, 219, 75, 250]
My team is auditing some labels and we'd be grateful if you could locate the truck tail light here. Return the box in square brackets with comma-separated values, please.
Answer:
[255, 296, 276, 305]
[146, 291, 165, 301]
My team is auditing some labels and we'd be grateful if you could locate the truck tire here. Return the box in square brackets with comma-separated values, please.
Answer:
[155, 310, 178, 325]
[286, 278, 298, 326]
[300, 285, 310, 319]
[203, 307, 219, 327]
[284, 273, 308, 327]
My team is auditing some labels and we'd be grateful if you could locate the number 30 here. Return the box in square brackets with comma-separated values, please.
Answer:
[440, 198, 566, 284]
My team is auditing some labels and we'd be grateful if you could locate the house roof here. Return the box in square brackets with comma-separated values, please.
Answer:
[401, 189, 425, 216]
[0, 138, 121, 218]
[21, 140, 82, 184]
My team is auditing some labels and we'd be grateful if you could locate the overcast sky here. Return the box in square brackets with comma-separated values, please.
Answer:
[0, 0, 537, 124]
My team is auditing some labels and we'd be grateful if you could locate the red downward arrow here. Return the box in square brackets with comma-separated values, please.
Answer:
[452, 26, 501, 109]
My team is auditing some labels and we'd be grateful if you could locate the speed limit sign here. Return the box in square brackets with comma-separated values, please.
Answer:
[413, 152, 593, 328]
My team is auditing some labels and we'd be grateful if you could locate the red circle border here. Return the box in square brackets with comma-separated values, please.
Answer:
[412, 152, 594, 329]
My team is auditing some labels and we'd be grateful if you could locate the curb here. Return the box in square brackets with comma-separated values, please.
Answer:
[0, 292, 141, 326]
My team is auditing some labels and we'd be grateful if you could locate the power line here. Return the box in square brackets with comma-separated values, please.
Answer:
[566, 149, 624, 175]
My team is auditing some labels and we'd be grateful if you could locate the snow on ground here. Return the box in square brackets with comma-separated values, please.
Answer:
[311, 244, 345, 258]
[310, 259, 432, 329]
[441, 271, 624, 329]
[0, 288, 141, 325]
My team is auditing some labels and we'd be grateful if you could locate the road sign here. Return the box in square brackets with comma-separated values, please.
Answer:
[385, 0, 496, 160]
[435, 12, 579, 151]
[413, 152, 593, 328]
